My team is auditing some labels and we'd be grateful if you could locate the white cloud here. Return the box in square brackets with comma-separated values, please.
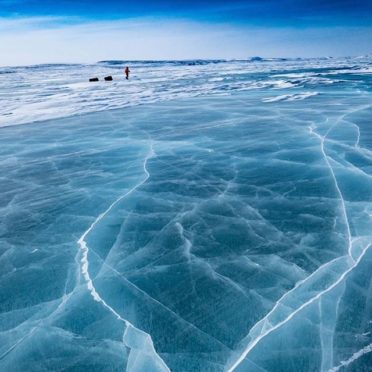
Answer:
[0, 16, 371, 66]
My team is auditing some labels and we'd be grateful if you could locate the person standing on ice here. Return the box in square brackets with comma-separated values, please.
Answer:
[124, 66, 130, 80]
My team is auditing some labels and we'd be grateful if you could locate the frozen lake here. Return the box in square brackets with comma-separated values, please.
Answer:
[0, 58, 371, 371]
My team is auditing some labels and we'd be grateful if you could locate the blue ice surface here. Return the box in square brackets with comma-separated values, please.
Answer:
[0, 61, 371, 371]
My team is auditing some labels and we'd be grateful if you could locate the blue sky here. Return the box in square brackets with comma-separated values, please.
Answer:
[2, 0, 372, 25]
[0, 0, 371, 65]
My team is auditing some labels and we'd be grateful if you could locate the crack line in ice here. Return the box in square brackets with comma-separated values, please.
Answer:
[318, 298, 327, 371]
[0, 290, 74, 361]
[93, 208, 195, 278]
[77, 142, 170, 372]
[328, 284, 345, 370]
[175, 221, 256, 301]
[309, 122, 353, 260]
[226, 113, 371, 371]
[226, 243, 371, 371]
[225, 256, 342, 367]
[0, 240, 79, 360]
[88, 245, 233, 350]
[329, 343, 372, 371]
[319, 280, 344, 372]
[0, 327, 37, 361]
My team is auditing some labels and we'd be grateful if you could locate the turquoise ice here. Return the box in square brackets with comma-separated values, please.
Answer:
[0, 59, 371, 371]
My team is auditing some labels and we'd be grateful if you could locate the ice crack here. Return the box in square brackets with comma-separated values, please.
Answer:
[329, 343, 372, 372]
[309, 124, 353, 260]
[77, 143, 170, 372]
[226, 244, 371, 371]
[225, 114, 370, 371]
